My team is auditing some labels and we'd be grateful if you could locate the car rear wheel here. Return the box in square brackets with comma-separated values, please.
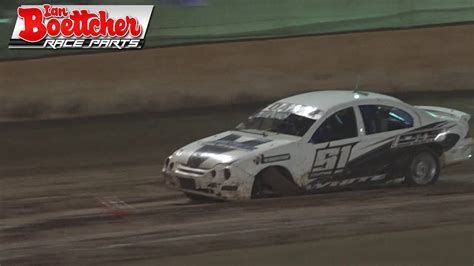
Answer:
[405, 150, 440, 186]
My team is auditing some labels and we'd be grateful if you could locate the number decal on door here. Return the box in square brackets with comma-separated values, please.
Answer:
[310, 143, 356, 179]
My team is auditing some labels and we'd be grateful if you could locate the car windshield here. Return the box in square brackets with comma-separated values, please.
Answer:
[236, 102, 322, 137]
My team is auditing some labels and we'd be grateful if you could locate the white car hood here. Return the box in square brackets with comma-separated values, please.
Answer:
[173, 130, 298, 169]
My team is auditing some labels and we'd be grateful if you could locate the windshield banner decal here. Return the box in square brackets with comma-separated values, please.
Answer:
[255, 102, 323, 120]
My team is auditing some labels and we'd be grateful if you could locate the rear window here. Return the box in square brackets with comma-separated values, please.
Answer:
[359, 105, 413, 135]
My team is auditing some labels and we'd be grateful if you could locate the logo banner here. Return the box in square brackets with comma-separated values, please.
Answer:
[10, 5, 154, 49]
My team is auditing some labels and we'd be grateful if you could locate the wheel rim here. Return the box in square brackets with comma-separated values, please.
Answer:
[410, 153, 437, 185]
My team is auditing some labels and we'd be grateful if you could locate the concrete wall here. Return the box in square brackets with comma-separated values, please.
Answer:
[0, 24, 473, 121]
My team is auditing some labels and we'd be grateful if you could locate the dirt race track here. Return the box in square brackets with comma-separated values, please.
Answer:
[1, 92, 473, 265]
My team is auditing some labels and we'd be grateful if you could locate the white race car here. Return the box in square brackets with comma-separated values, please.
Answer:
[162, 90, 472, 200]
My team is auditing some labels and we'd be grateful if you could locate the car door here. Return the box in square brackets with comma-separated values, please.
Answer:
[348, 104, 417, 179]
[298, 106, 362, 190]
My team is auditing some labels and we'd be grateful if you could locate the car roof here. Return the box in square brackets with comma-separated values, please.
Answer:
[279, 90, 402, 111]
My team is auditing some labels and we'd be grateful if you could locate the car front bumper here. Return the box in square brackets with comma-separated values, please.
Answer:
[162, 163, 253, 200]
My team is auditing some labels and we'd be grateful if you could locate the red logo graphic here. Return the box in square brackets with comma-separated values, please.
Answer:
[10, 5, 153, 49]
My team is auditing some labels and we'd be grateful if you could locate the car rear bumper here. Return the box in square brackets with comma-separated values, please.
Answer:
[443, 137, 472, 166]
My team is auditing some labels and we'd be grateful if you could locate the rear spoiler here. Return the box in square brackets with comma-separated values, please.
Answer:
[416, 106, 471, 122]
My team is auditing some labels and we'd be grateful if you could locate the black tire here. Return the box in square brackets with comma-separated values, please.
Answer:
[251, 167, 301, 199]
[251, 175, 275, 199]
[405, 149, 440, 186]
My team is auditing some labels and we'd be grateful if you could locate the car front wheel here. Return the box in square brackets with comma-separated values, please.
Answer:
[405, 149, 440, 186]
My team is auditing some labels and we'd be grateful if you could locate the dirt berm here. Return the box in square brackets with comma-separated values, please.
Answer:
[0, 24, 473, 121]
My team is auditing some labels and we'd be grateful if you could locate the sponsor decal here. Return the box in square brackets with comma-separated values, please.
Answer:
[391, 121, 454, 148]
[9, 4, 153, 49]
[261, 153, 291, 164]
[392, 130, 440, 148]
[308, 174, 386, 190]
